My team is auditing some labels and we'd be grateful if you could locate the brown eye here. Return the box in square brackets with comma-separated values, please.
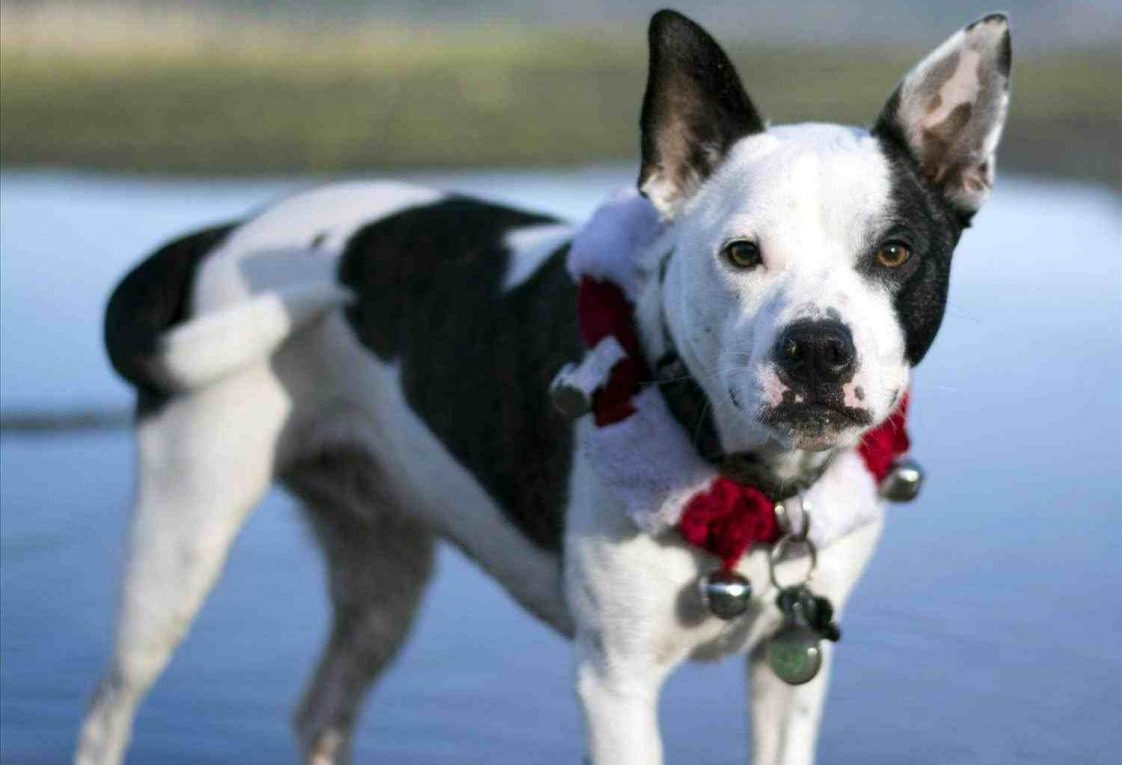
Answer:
[877, 242, 912, 268]
[723, 240, 762, 270]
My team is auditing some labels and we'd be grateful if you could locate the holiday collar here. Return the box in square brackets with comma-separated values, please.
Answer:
[573, 274, 911, 570]
[553, 190, 919, 573]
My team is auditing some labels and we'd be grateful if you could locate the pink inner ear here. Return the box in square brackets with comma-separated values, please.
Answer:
[960, 160, 994, 196]
[882, 17, 1010, 213]
[920, 50, 983, 132]
[919, 102, 975, 185]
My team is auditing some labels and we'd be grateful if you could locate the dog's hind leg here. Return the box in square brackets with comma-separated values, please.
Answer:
[284, 446, 435, 765]
[75, 367, 288, 765]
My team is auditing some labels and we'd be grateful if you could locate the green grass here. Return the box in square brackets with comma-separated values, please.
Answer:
[2, 24, 1118, 182]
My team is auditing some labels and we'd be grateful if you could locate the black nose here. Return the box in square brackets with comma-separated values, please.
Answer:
[775, 320, 857, 386]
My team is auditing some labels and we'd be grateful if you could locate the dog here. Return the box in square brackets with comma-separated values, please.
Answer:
[76, 10, 1011, 765]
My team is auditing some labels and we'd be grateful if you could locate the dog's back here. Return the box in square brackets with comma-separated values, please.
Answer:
[337, 195, 580, 549]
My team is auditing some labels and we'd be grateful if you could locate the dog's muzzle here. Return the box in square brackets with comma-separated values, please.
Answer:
[762, 319, 870, 447]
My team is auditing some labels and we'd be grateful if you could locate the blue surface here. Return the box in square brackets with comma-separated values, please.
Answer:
[1, 170, 1120, 763]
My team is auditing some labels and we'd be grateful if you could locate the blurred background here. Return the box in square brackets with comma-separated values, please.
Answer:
[2, 0, 1120, 181]
[1, 1, 1119, 764]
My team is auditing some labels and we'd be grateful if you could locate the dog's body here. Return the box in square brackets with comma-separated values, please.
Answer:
[77, 11, 1011, 765]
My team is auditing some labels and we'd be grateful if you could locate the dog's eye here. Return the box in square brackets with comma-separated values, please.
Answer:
[723, 240, 762, 270]
[876, 242, 912, 268]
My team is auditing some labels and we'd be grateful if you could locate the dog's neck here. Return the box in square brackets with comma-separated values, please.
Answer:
[632, 234, 837, 501]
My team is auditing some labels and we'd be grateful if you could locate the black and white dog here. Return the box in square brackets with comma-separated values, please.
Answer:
[77, 10, 1011, 765]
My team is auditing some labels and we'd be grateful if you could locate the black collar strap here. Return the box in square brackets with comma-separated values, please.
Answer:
[651, 249, 834, 501]
[653, 349, 833, 501]
[652, 294, 836, 503]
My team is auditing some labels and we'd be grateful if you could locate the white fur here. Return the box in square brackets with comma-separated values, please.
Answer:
[155, 282, 349, 391]
[579, 388, 715, 533]
[143, 181, 444, 391]
[568, 187, 664, 299]
[193, 181, 443, 314]
[553, 336, 628, 401]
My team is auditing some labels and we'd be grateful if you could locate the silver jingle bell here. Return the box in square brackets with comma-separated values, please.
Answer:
[549, 363, 591, 420]
[879, 457, 925, 503]
[767, 622, 823, 685]
[699, 569, 753, 620]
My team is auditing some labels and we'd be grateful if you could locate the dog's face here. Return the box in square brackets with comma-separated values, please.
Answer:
[640, 11, 1010, 452]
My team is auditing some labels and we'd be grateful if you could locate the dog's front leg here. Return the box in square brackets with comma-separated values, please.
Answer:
[574, 634, 669, 765]
[745, 517, 884, 765]
[566, 454, 684, 765]
[746, 642, 833, 765]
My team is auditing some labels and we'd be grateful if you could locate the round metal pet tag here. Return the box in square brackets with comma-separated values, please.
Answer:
[767, 622, 823, 685]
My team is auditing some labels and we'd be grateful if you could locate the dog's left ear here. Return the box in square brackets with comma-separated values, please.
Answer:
[874, 14, 1012, 218]
[639, 10, 765, 219]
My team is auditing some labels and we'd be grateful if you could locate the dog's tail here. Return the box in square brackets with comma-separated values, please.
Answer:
[105, 224, 348, 395]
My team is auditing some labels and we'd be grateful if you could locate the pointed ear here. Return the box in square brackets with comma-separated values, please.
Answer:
[874, 14, 1012, 218]
[638, 10, 765, 219]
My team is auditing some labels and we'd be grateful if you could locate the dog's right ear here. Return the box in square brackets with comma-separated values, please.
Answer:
[638, 10, 765, 219]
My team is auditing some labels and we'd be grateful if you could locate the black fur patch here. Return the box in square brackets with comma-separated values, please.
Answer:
[103, 223, 237, 415]
[867, 133, 964, 365]
[638, 10, 765, 203]
[339, 198, 581, 551]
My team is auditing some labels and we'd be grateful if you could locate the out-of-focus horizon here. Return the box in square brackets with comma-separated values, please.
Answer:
[2, 0, 1119, 183]
[5, 0, 1120, 50]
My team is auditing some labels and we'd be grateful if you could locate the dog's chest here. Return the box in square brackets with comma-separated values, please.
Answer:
[338, 197, 582, 550]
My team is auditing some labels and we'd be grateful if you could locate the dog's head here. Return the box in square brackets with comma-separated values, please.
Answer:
[639, 10, 1011, 452]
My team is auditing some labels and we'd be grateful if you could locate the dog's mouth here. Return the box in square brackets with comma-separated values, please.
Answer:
[759, 401, 872, 450]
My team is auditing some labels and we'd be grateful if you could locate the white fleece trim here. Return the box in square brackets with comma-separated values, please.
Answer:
[566, 188, 663, 300]
[578, 388, 716, 533]
[554, 337, 628, 401]
[567, 190, 711, 533]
